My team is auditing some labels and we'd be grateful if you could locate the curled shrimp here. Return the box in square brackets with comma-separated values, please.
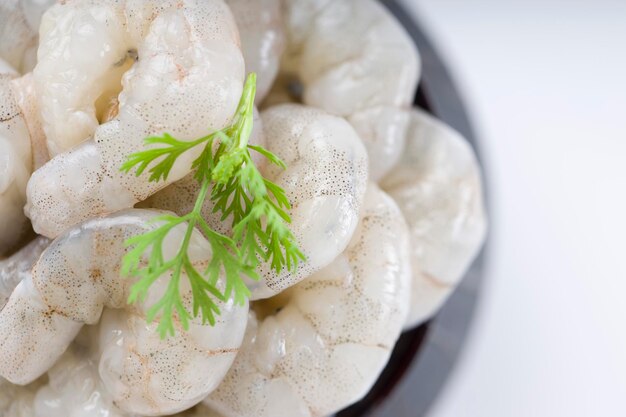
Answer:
[145, 103, 368, 303]
[0, 327, 125, 416]
[141, 107, 268, 237]
[226, 0, 285, 103]
[0, 209, 249, 416]
[0, 0, 56, 73]
[275, 0, 420, 180]
[381, 110, 487, 328]
[26, 0, 245, 238]
[252, 104, 368, 299]
[0, 237, 48, 416]
[32, 327, 127, 417]
[203, 185, 411, 417]
[0, 377, 41, 417]
[148, 104, 368, 300]
[0, 63, 39, 257]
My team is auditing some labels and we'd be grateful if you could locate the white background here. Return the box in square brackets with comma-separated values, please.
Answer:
[398, 1, 626, 416]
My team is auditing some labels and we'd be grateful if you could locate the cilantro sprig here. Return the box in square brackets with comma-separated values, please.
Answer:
[120, 74, 305, 338]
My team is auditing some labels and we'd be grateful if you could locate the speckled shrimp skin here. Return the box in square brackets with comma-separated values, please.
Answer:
[0, 237, 48, 417]
[249, 104, 368, 299]
[203, 185, 411, 417]
[0, 327, 127, 417]
[0, 209, 249, 416]
[148, 104, 369, 300]
[26, 0, 245, 238]
[277, 0, 420, 180]
[0, 63, 36, 257]
[226, 0, 285, 103]
[381, 110, 487, 328]
[0, 238, 49, 416]
[0, 0, 56, 73]
[141, 107, 268, 237]
[30, 325, 130, 417]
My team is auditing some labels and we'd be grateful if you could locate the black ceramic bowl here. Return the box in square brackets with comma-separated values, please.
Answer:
[336, 2, 488, 416]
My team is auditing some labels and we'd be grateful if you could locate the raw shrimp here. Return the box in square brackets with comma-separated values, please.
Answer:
[251, 104, 368, 299]
[33, 329, 126, 417]
[381, 110, 487, 328]
[226, 0, 285, 103]
[0, 0, 56, 73]
[148, 104, 369, 300]
[27, 0, 245, 238]
[141, 107, 268, 237]
[276, 0, 420, 180]
[0, 377, 41, 417]
[0, 64, 34, 257]
[203, 185, 411, 417]
[0, 237, 49, 308]
[0, 209, 249, 416]
[0, 238, 48, 417]
[11, 73, 49, 170]
[0, 327, 126, 417]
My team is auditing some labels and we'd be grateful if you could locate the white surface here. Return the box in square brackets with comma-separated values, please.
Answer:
[398, 1, 626, 416]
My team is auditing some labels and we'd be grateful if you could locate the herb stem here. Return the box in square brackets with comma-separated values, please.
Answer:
[121, 73, 304, 338]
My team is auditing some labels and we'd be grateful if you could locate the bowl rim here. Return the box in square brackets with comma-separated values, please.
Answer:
[337, 2, 490, 416]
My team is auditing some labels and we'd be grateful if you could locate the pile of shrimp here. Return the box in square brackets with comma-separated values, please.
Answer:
[0, 0, 487, 416]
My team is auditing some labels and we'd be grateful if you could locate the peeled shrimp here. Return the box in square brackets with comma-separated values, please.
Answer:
[381, 110, 487, 328]
[0, 0, 56, 73]
[252, 104, 368, 299]
[142, 107, 268, 237]
[0, 64, 34, 257]
[0, 238, 49, 416]
[147, 104, 368, 301]
[33, 329, 126, 417]
[0, 377, 41, 417]
[27, 0, 245, 238]
[0, 327, 126, 417]
[11, 73, 49, 169]
[276, 0, 420, 180]
[0, 237, 49, 308]
[203, 185, 411, 417]
[0, 209, 249, 416]
[226, 0, 285, 103]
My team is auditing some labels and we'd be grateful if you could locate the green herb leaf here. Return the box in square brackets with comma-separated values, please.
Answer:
[120, 73, 305, 338]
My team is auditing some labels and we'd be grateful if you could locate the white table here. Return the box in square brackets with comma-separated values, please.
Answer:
[398, 1, 626, 416]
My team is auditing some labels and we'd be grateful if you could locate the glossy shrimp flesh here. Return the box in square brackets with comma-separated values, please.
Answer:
[0, 237, 49, 308]
[0, 0, 56, 73]
[203, 185, 411, 417]
[251, 104, 368, 299]
[0, 378, 41, 417]
[141, 107, 268, 237]
[382, 110, 487, 328]
[0, 238, 48, 417]
[147, 104, 368, 300]
[32, 328, 126, 417]
[226, 0, 285, 103]
[0, 209, 249, 416]
[0, 63, 35, 257]
[27, 0, 245, 238]
[276, 0, 420, 180]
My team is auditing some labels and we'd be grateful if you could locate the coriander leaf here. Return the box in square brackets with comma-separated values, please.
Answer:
[120, 73, 305, 339]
